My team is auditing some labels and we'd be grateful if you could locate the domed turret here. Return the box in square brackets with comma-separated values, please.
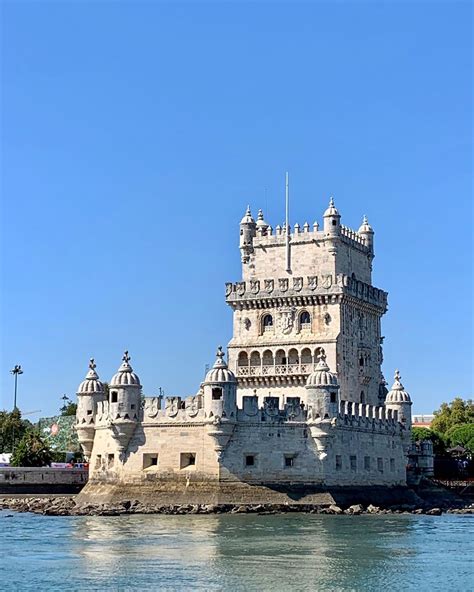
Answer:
[75, 359, 105, 459]
[203, 347, 237, 418]
[256, 208, 269, 235]
[305, 351, 340, 419]
[239, 205, 256, 263]
[385, 370, 412, 429]
[108, 351, 142, 453]
[323, 197, 341, 237]
[358, 215, 374, 251]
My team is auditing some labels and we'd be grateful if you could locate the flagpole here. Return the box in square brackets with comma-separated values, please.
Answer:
[285, 171, 291, 272]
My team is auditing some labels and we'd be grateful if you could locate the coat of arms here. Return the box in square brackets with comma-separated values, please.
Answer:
[264, 279, 274, 294]
[250, 280, 260, 295]
[277, 306, 296, 334]
[322, 275, 332, 289]
[308, 276, 318, 290]
[279, 278, 289, 292]
[165, 397, 180, 418]
[145, 397, 160, 419]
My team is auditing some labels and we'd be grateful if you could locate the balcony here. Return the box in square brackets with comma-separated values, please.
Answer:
[236, 363, 316, 378]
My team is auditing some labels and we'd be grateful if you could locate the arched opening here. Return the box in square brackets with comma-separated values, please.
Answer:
[359, 356, 364, 367]
[262, 350, 274, 367]
[238, 351, 249, 367]
[262, 314, 273, 332]
[275, 349, 286, 366]
[250, 351, 261, 367]
[301, 348, 312, 365]
[300, 311, 311, 329]
[288, 348, 299, 365]
[360, 391, 366, 404]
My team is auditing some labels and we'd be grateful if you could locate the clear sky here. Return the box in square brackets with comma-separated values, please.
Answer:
[1, 1, 472, 419]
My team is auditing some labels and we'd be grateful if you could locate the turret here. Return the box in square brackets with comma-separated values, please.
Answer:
[305, 351, 340, 419]
[385, 369, 412, 430]
[203, 346, 237, 419]
[239, 206, 256, 263]
[108, 351, 141, 453]
[358, 215, 374, 253]
[323, 197, 341, 237]
[255, 208, 269, 236]
[75, 358, 105, 459]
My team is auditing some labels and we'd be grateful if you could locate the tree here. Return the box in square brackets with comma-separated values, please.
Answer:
[445, 424, 474, 453]
[0, 409, 33, 453]
[10, 431, 53, 467]
[431, 398, 474, 435]
[60, 395, 77, 417]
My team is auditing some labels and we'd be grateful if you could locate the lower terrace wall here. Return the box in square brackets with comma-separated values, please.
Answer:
[0, 467, 88, 494]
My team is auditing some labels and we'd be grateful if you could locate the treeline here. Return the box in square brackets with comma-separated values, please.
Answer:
[412, 398, 474, 454]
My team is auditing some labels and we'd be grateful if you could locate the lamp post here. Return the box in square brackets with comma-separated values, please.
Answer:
[10, 364, 23, 454]
[10, 364, 23, 411]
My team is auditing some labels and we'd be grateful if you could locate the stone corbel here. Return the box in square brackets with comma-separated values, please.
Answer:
[206, 416, 236, 459]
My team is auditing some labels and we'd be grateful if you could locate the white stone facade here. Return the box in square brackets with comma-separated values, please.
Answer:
[75, 199, 413, 491]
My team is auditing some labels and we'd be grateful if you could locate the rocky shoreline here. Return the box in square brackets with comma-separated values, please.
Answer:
[1, 496, 473, 517]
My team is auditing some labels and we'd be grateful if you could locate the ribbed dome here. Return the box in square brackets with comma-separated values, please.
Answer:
[240, 205, 255, 225]
[110, 351, 141, 387]
[204, 347, 236, 384]
[323, 197, 340, 218]
[386, 370, 411, 403]
[358, 215, 374, 234]
[77, 359, 104, 394]
[306, 352, 339, 387]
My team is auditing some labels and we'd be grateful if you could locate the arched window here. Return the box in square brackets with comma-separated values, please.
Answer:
[262, 350, 274, 366]
[238, 351, 249, 367]
[360, 391, 366, 404]
[359, 356, 364, 367]
[262, 314, 273, 332]
[250, 351, 261, 367]
[300, 311, 311, 326]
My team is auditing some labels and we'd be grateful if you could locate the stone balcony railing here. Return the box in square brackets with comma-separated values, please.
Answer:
[236, 363, 316, 377]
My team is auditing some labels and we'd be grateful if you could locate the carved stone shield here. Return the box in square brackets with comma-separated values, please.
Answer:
[264, 279, 274, 294]
[165, 397, 180, 418]
[308, 276, 318, 290]
[264, 397, 280, 418]
[322, 275, 332, 289]
[293, 277, 303, 292]
[145, 397, 159, 418]
[237, 282, 246, 296]
[279, 278, 289, 292]
[186, 396, 199, 418]
[250, 280, 260, 295]
[225, 282, 233, 297]
[278, 306, 296, 335]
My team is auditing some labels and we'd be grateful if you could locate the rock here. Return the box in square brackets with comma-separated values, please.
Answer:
[367, 504, 380, 514]
[328, 504, 343, 515]
[346, 504, 364, 515]
[426, 508, 442, 516]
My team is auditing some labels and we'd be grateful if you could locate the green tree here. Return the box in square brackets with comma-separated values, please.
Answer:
[10, 431, 53, 467]
[431, 398, 474, 435]
[411, 426, 446, 455]
[0, 409, 33, 453]
[60, 395, 77, 417]
[445, 423, 474, 453]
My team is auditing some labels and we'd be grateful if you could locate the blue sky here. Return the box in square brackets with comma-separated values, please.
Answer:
[1, 1, 472, 418]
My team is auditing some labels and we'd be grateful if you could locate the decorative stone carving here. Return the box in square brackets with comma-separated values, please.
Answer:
[144, 397, 160, 419]
[264, 396, 280, 418]
[165, 397, 180, 418]
[243, 317, 251, 330]
[308, 276, 318, 290]
[277, 306, 296, 334]
[285, 397, 302, 420]
[237, 282, 246, 296]
[293, 277, 303, 292]
[186, 395, 199, 418]
[264, 279, 274, 294]
[225, 283, 232, 297]
[278, 278, 289, 292]
[250, 280, 260, 294]
[322, 275, 332, 289]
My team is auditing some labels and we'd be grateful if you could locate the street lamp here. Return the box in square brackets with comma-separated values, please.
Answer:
[10, 364, 23, 410]
[10, 364, 23, 454]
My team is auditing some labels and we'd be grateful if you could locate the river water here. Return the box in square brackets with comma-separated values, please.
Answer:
[1, 511, 472, 591]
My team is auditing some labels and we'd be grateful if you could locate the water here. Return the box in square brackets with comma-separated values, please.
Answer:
[1, 511, 472, 591]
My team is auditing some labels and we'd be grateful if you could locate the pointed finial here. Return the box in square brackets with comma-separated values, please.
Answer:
[258, 208, 264, 221]
[89, 358, 96, 370]
[313, 221, 319, 231]
[246, 205, 251, 215]
[394, 369, 401, 382]
[363, 214, 368, 225]
[122, 351, 131, 363]
[216, 346, 225, 360]
[329, 196, 335, 207]
[318, 348, 326, 362]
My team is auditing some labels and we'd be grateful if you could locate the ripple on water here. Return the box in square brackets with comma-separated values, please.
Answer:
[1, 511, 473, 591]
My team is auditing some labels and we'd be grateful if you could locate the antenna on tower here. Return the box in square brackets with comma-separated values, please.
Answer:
[285, 171, 291, 272]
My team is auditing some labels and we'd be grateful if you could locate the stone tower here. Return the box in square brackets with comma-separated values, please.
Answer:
[226, 200, 388, 406]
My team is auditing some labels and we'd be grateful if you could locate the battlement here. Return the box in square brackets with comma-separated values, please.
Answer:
[225, 274, 387, 310]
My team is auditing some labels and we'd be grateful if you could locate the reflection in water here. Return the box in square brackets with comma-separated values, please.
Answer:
[1, 512, 473, 591]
